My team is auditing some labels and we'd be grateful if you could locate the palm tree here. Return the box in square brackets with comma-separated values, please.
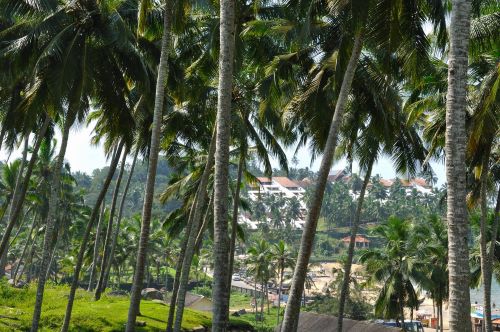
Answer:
[88, 200, 107, 291]
[0, 117, 50, 270]
[95, 149, 128, 300]
[359, 217, 423, 324]
[211, 0, 236, 329]
[445, 1, 473, 330]
[125, 1, 172, 329]
[61, 140, 125, 332]
[32, 108, 79, 331]
[101, 148, 140, 291]
[280, 20, 365, 332]
[270, 240, 295, 325]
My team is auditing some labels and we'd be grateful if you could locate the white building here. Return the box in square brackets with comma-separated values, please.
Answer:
[242, 177, 307, 230]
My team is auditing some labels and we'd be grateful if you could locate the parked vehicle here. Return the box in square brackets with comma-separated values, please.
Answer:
[379, 320, 424, 332]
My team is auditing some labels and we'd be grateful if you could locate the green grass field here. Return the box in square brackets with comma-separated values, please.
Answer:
[0, 281, 251, 331]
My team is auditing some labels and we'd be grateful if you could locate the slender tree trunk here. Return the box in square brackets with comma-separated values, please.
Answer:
[25, 231, 40, 283]
[281, 31, 363, 332]
[440, 303, 444, 332]
[45, 229, 59, 282]
[0, 118, 49, 260]
[126, 4, 171, 330]
[479, 153, 493, 332]
[88, 200, 106, 291]
[173, 132, 216, 332]
[9, 207, 31, 249]
[0, 134, 30, 276]
[194, 194, 213, 252]
[212, 0, 236, 329]
[13, 213, 37, 283]
[445, 1, 472, 331]
[277, 266, 283, 325]
[60, 140, 124, 332]
[337, 158, 373, 332]
[102, 148, 139, 291]
[95, 150, 127, 300]
[226, 154, 244, 304]
[165, 204, 197, 332]
[489, 188, 500, 279]
[31, 110, 76, 332]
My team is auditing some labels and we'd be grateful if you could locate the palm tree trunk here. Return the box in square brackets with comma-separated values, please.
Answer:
[226, 153, 244, 315]
[0, 132, 30, 275]
[88, 200, 106, 291]
[25, 231, 40, 283]
[277, 265, 284, 325]
[337, 158, 373, 332]
[95, 149, 128, 300]
[479, 153, 493, 332]
[166, 206, 196, 332]
[60, 140, 124, 332]
[439, 302, 444, 332]
[102, 148, 139, 291]
[31, 110, 76, 332]
[13, 213, 37, 283]
[173, 131, 216, 332]
[45, 228, 59, 282]
[212, 0, 236, 329]
[125, 3, 171, 330]
[194, 194, 213, 251]
[445, 1, 473, 331]
[280, 31, 363, 332]
[9, 208, 31, 249]
[1, 118, 50, 275]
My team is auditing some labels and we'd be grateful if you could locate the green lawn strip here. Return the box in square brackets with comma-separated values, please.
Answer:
[0, 281, 250, 331]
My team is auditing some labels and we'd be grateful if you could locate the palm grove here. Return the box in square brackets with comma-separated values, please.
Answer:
[0, 0, 498, 332]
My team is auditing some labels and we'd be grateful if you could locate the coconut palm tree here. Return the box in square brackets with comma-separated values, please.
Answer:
[445, 1, 476, 329]
[211, 0, 237, 329]
[359, 216, 423, 324]
[270, 240, 296, 325]
[126, 1, 172, 329]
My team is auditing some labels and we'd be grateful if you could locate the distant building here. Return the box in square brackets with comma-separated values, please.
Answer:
[248, 176, 306, 200]
[341, 234, 370, 248]
[328, 169, 433, 195]
[242, 176, 307, 230]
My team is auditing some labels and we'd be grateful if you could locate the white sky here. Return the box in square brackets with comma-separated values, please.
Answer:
[0, 124, 446, 186]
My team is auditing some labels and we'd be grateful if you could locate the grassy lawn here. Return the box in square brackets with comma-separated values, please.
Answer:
[0, 281, 251, 331]
[229, 291, 283, 332]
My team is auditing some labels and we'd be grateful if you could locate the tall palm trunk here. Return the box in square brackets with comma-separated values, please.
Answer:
[281, 32, 363, 332]
[1, 133, 29, 278]
[445, 1, 472, 331]
[479, 153, 493, 332]
[212, 0, 236, 329]
[60, 140, 124, 332]
[226, 153, 245, 313]
[13, 212, 37, 283]
[166, 206, 196, 332]
[0, 117, 50, 270]
[126, 3, 171, 330]
[194, 194, 214, 251]
[31, 111, 76, 332]
[276, 264, 284, 325]
[102, 148, 139, 290]
[172, 132, 216, 332]
[88, 199, 106, 291]
[95, 150, 127, 300]
[337, 158, 373, 332]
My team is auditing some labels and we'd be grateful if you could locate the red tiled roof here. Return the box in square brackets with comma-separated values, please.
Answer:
[256, 176, 301, 188]
[273, 176, 301, 188]
[341, 235, 370, 243]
